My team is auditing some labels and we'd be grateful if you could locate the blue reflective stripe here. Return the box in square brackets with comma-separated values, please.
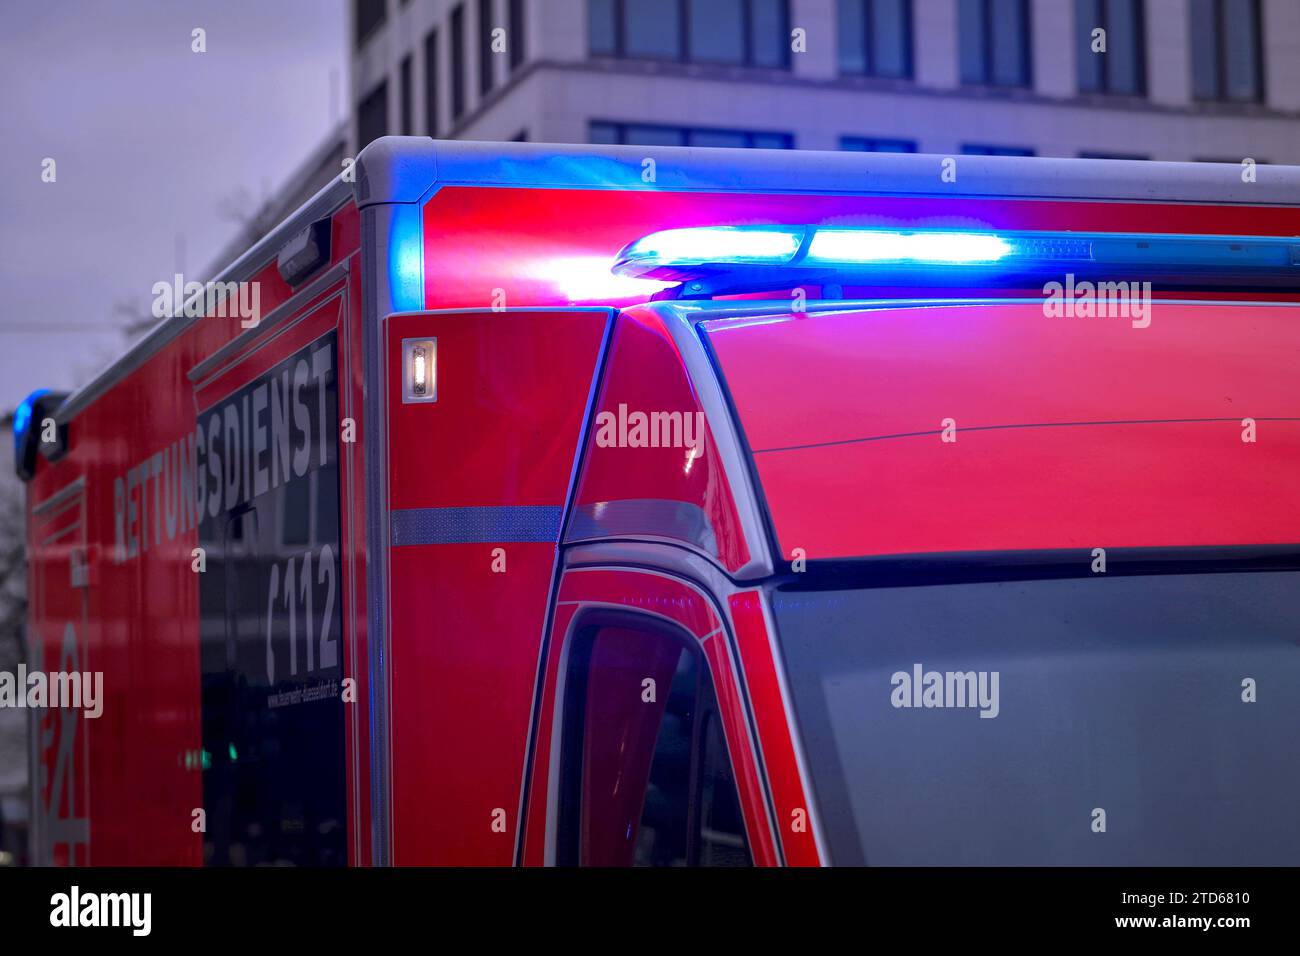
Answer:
[391, 505, 563, 546]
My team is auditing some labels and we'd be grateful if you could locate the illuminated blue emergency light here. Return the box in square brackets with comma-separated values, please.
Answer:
[13, 388, 68, 482]
[12, 389, 49, 456]
[612, 225, 1300, 294]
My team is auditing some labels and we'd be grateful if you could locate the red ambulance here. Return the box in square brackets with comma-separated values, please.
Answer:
[16, 138, 1300, 867]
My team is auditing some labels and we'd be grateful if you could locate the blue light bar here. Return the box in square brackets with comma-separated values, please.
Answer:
[807, 229, 1011, 264]
[612, 225, 1300, 292]
[620, 226, 802, 267]
[12, 388, 49, 455]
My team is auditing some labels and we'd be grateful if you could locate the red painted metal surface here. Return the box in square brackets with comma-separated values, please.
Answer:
[571, 306, 751, 571]
[420, 185, 1300, 311]
[27, 488, 91, 865]
[706, 301, 1300, 558]
[23, 199, 363, 866]
[521, 601, 578, 866]
[384, 309, 607, 865]
[701, 633, 779, 866]
[728, 590, 822, 867]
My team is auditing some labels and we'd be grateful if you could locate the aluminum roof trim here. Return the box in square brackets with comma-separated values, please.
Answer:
[354, 137, 1300, 206]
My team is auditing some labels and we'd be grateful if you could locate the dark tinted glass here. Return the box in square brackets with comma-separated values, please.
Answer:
[1222, 0, 1260, 101]
[589, 0, 617, 54]
[841, 136, 917, 151]
[633, 648, 696, 866]
[357, 80, 387, 149]
[751, 0, 789, 66]
[698, 711, 750, 865]
[773, 570, 1300, 865]
[588, 121, 621, 144]
[199, 333, 346, 867]
[355, 0, 386, 47]
[961, 143, 1034, 155]
[623, 124, 688, 146]
[424, 29, 439, 134]
[690, 0, 746, 63]
[509, 0, 526, 68]
[451, 4, 466, 118]
[837, 0, 867, 72]
[562, 623, 752, 867]
[989, 0, 1028, 86]
[690, 128, 751, 148]
[869, 0, 910, 77]
[958, 0, 986, 83]
[1075, 0, 1102, 91]
[479, 0, 494, 95]
[1189, 0, 1220, 98]
[1107, 0, 1143, 94]
[750, 131, 794, 149]
[400, 55, 413, 135]
[625, 0, 682, 58]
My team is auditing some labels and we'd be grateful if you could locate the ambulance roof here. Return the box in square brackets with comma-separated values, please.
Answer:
[55, 139, 1300, 425]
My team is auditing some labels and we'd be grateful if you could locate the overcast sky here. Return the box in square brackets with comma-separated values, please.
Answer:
[0, 0, 346, 414]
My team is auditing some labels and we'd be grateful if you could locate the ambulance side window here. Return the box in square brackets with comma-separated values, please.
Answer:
[558, 622, 752, 867]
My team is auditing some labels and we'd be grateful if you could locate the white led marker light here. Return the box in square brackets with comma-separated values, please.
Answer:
[402, 337, 437, 404]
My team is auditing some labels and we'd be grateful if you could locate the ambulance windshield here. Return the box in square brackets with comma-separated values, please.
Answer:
[770, 567, 1300, 865]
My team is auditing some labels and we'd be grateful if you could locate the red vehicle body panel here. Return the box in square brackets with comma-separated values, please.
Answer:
[24, 200, 366, 866]
[706, 301, 1300, 558]
[20, 140, 1300, 866]
[419, 186, 1300, 311]
[383, 309, 607, 864]
[569, 305, 751, 571]
[728, 591, 821, 867]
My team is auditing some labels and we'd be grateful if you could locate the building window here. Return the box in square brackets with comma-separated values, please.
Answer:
[841, 136, 917, 152]
[1190, 0, 1263, 102]
[1079, 150, 1149, 159]
[590, 121, 793, 149]
[838, 0, 912, 78]
[478, 0, 495, 96]
[357, 80, 388, 150]
[354, 0, 386, 49]
[451, 3, 467, 120]
[424, 28, 439, 135]
[399, 55, 413, 135]
[959, 0, 1031, 87]
[589, 0, 790, 68]
[961, 143, 1035, 156]
[1075, 0, 1145, 95]
[557, 622, 752, 867]
[509, 0, 526, 70]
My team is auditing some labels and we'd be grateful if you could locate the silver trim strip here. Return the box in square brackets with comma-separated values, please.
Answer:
[651, 302, 775, 580]
[31, 476, 86, 517]
[361, 203, 414, 865]
[566, 499, 717, 554]
[188, 261, 351, 385]
[750, 588, 831, 865]
[356, 137, 1300, 206]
